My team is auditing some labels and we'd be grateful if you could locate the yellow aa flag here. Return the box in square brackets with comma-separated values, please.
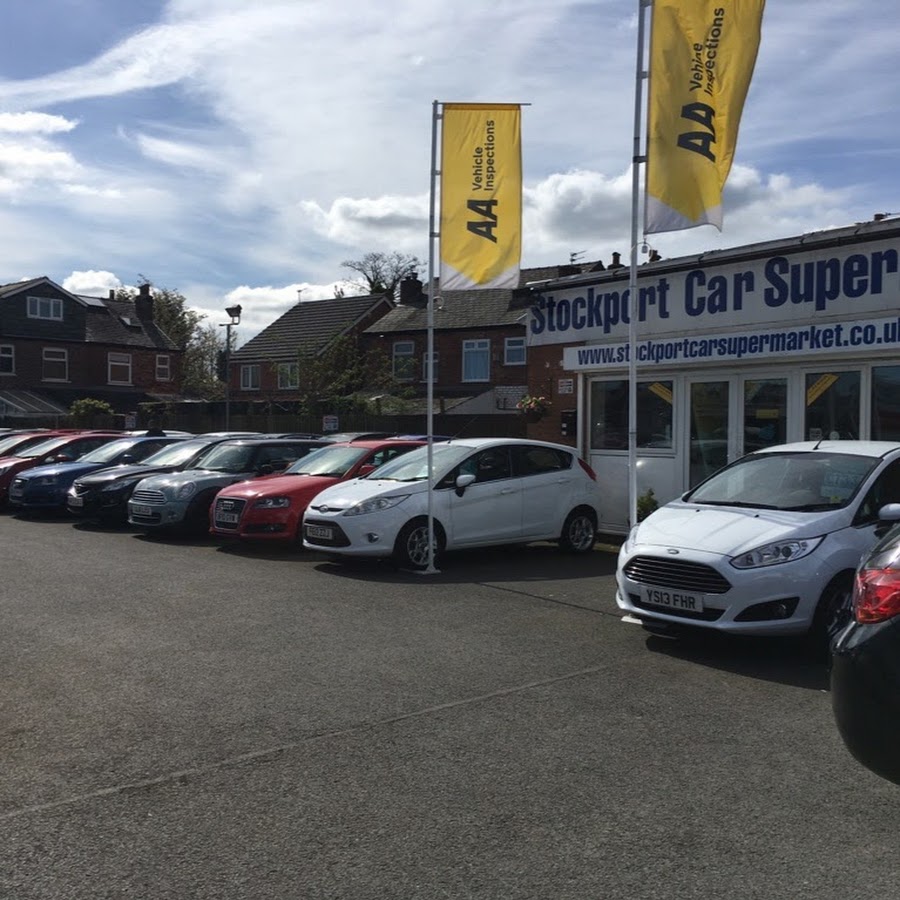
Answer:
[440, 103, 522, 290]
[645, 0, 765, 234]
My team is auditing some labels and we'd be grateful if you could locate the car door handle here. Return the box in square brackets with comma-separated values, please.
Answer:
[500, 488, 515, 495]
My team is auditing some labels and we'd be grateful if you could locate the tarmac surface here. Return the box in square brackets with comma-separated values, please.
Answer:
[1, 513, 897, 899]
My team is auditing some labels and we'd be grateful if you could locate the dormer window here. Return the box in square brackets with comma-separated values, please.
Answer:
[27, 295, 63, 321]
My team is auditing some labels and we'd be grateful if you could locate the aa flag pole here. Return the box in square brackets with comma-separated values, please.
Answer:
[424, 99, 440, 575]
[627, 0, 651, 530]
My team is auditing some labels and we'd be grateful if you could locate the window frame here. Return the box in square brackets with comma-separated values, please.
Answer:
[392, 340, 416, 381]
[42, 347, 68, 382]
[108, 352, 133, 385]
[156, 354, 171, 382]
[277, 362, 300, 390]
[462, 339, 491, 383]
[504, 337, 526, 366]
[0, 344, 13, 375]
[27, 295, 63, 321]
[241, 364, 261, 391]
[421, 351, 439, 383]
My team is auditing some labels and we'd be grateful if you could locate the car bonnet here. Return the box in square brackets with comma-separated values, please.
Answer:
[307, 476, 424, 511]
[634, 501, 851, 556]
[218, 472, 339, 500]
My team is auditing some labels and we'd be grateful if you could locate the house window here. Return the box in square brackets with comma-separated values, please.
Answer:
[27, 295, 63, 321]
[0, 345, 13, 375]
[42, 348, 68, 382]
[156, 354, 171, 381]
[108, 352, 132, 385]
[241, 364, 260, 390]
[504, 337, 526, 366]
[393, 341, 416, 381]
[278, 362, 299, 389]
[462, 339, 490, 382]
[422, 351, 439, 383]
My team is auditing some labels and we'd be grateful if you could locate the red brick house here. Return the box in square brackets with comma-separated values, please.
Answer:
[0, 278, 182, 421]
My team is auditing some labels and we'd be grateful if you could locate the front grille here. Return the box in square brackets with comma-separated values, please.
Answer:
[131, 489, 166, 505]
[622, 555, 731, 594]
[71, 482, 90, 497]
[213, 497, 247, 530]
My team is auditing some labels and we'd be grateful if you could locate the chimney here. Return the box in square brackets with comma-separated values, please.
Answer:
[399, 273, 425, 306]
[109, 289, 115, 300]
[610, 252, 623, 269]
[134, 282, 154, 321]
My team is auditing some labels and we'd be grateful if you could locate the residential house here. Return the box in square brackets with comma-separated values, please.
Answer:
[228, 292, 395, 407]
[360, 262, 609, 417]
[0, 278, 182, 421]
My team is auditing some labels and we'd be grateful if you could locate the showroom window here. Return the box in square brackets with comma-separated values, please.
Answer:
[589, 379, 674, 450]
[0, 345, 13, 375]
[108, 352, 132, 385]
[462, 339, 490, 382]
[241, 364, 260, 390]
[42, 348, 68, 381]
[805, 371, 860, 441]
[871, 366, 900, 441]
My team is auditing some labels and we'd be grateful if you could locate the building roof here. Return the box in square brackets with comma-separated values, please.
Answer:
[0, 277, 178, 351]
[364, 263, 607, 334]
[232, 293, 394, 362]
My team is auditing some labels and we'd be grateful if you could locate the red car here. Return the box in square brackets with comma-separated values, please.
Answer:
[0, 431, 122, 505]
[209, 439, 425, 543]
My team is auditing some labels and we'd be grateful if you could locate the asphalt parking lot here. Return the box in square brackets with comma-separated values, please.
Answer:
[1, 512, 898, 900]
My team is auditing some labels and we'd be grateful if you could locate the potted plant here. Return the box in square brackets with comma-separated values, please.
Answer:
[516, 394, 550, 423]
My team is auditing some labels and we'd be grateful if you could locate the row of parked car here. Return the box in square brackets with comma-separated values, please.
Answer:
[0, 427, 604, 571]
[2, 426, 898, 786]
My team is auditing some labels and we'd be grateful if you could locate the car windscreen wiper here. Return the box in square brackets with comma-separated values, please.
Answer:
[694, 500, 781, 510]
[780, 502, 843, 512]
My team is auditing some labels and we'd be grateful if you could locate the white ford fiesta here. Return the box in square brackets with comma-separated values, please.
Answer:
[616, 441, 900, 647]
[302, 437, 602, 568]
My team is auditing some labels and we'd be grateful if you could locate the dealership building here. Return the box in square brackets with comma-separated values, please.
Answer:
[525, 215, 900, 535]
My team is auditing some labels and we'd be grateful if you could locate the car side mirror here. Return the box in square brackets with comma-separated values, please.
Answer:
[455, 473, 476, 496]
[54, 453, 74, 462]
[119, 453, 136, 464]
[258, 463, 274, 475]
[357, 464, 377, 477]
[878, 503, 900, 521]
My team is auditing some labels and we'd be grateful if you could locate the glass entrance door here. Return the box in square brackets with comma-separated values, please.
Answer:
[689, 381, 730, 487]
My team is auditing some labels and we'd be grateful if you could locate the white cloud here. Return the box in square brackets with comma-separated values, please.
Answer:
[0, 112, 78, 134]
[62, 270, 124, 296]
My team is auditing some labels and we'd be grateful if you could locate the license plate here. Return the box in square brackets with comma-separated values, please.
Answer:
[68, 496, 84, 507]
[132, 504, 153, 517]
[216, 512, 240, 525]
[306, 524, 334, 540]
[643, 587, 704, 612]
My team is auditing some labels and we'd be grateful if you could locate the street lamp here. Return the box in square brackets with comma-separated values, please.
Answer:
[221, 304, 242, 430]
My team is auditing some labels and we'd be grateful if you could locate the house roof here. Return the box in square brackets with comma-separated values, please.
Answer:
[364, 262, 607, 334]
[232, 293, 394, 361]
[0, 277, 178, 351]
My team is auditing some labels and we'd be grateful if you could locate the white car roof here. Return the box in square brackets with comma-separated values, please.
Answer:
[438, 437, 577, 453]
[753, 440, 900, 458]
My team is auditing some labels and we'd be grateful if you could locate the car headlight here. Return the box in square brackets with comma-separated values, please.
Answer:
[344, 495, 410, 517]
[176, 483, 198, 500]
[35, 476, 58, 486]
[253, 496, 290, 509]
[621, 524, 640, 554]
[101, 481, 129, 493]
[731, 536, 823, 569]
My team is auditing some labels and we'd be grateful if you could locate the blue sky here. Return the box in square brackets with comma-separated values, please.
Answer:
[0, 0, 897, 345]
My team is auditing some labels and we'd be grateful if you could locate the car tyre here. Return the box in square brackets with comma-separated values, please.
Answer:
[810, 572, 854, 656]
[559, 507, 597, 553]
[393, 517, 445, 570]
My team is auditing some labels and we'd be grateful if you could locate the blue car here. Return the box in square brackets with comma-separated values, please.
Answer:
[8, 436, 187, 511]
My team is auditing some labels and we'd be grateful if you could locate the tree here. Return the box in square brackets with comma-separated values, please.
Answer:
[115, 280, 226, 399]
[69, 397, 114, 426]
[340, 251, 423, 300]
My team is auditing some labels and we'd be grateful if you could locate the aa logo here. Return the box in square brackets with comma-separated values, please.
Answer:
[676, 101, 716, 163]
[466, 199, 498, 243]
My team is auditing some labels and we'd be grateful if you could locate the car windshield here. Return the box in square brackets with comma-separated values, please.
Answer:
[18, 436, 74, 458]
[79, 440, 140, 464]
[685, 451, 880, 511]
[0, 434, 42, 455]
[285, 446, 367, 477]
[363, 443, 473, 482]
[194, 443, 258, 473]
[140, 440, 218, 467]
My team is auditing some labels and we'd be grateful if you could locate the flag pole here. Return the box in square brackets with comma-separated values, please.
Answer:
[628, 0, 651, 530]
[423, 99, 440, 574]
